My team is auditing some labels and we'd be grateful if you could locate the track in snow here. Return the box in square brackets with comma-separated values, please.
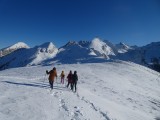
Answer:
[47, 83, 111, 120]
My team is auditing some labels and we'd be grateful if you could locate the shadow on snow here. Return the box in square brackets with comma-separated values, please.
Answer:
[2, 80, 69, 91]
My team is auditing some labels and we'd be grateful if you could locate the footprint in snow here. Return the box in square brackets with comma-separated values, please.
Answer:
[74, 106, 83, 116]
[59, 99, 69, 112]
[49, 90, 58, 97]
[70, 106, 83, 120]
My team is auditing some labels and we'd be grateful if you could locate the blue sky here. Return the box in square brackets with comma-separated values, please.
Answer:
[0, 0, 160, 48]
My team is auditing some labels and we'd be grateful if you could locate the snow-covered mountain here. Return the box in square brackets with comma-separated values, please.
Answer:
[89, 38, 117, 58]
[0, 39, 160, 70]
[0, 42, 29, 57]
[115, 42, 160, 65]
[58, 39, 160, 67]
[0, 61, 160, 120]
[47, 38, 119, 64]
[49, 40, 107, 64]
[141, 42, 160, 64]
[115, 42, 134, 53]
[0, 42, 58, 70]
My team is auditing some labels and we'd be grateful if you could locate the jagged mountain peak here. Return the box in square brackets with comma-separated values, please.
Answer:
[115, 42, 132, 53]
[78, 40, 91, 48]
[37, 42, 56, 49]
[90, 37, 116, 48]
[63, 41, 78, 47]
[34, 42, 58, 56]
[39, 42, 54, 47]
[34, 42, 58, 54]
[117, 42, 130, 49]
[89, 38, 116, 57]
[90, 38, 106, 49]
[79, 40, 91, 44]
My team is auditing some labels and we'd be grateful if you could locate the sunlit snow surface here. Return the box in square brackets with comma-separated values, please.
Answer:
[0, 61, 160, 120]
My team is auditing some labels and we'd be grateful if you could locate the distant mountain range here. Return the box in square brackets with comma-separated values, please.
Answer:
[0, 38, 160, 70]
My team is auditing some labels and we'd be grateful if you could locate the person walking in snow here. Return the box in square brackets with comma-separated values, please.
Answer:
[46, 67, 57, 89]
[72, 71, 78, 92]
[67, 70, 73, 90]
[60, 71, 65, 84]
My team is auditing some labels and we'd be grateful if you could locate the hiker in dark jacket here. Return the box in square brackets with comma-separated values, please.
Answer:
[46, 67, 57, 89]
[72, 71, 78, 92]
[67, 71, 73, 89]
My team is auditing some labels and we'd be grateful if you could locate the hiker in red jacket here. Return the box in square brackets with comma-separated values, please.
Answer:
[67, 70, 73, 90]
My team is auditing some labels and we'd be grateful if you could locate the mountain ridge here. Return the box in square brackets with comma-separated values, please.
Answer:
[0, 42, 29, 57]
[0, 38, 160, 70]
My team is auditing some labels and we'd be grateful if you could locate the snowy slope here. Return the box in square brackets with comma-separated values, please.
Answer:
[116, 42, 160, 65]
[0, 42, 58, 70]
[0, 61, 160, 120]
[0, 42, 29, 57]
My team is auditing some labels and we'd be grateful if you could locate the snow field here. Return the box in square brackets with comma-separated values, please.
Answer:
[0, 61, 160, 120]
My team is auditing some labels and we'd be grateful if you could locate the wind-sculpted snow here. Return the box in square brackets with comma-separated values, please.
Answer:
[0, 61, 160, 120]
